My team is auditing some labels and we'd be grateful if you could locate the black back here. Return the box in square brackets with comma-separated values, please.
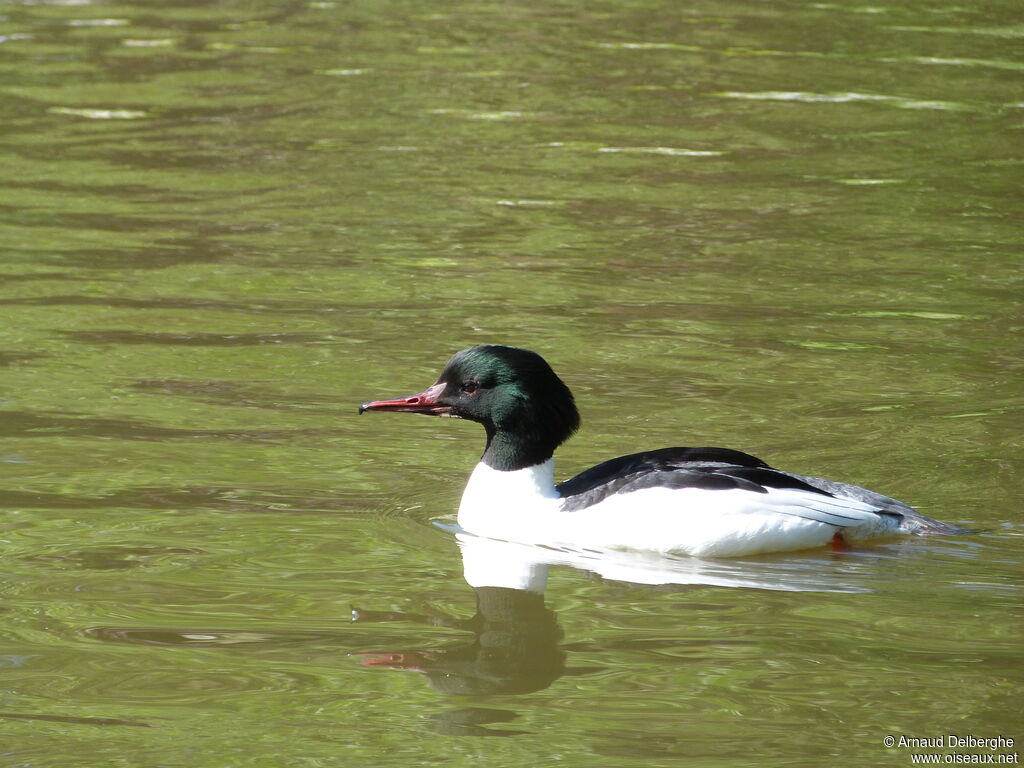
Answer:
[556, 446, 839, 513]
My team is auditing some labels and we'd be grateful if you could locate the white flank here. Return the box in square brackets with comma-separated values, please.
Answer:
[456, 461, 904, 558]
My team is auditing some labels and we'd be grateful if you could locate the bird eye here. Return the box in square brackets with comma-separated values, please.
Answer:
[461, 380, 479, 395]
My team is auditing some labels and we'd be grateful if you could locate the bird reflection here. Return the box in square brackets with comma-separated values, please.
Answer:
[353, 584, 563, 696]
[352, 527, 877, 712]
[352, 532, 567, 694]
[350, 536, 567, 735]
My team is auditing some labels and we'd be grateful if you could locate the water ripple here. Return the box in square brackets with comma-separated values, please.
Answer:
[47, 107, 150, 120]
[883, 55, 1024, 72]
[715, 91, 971, 111]
[598, 147, 724, 157]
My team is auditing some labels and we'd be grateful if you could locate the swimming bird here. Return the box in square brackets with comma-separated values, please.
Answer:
[359, 345, 961, 557]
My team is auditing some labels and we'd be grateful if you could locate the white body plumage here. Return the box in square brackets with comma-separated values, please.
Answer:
[457, 460, 904, 558]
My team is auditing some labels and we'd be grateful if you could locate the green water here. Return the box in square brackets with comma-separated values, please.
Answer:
[0, 0, 1021, 765]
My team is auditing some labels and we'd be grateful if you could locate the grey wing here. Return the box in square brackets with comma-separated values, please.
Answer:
[781, 472, 965, 535]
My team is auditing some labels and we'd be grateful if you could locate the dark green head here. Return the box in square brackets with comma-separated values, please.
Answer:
[360, 345, 580, 470]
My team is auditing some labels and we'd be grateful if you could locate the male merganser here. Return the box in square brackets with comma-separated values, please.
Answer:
[359, 345, 962, 558]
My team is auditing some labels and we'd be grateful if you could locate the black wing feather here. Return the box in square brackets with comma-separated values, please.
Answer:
[556, 446, 839, 514]
[555, 446, 768, 498]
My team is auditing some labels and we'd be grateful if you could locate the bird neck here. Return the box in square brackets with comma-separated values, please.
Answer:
[481, 425, 556, 472]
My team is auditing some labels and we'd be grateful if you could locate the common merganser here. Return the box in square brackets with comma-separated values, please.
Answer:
[359, 345, 962, 558]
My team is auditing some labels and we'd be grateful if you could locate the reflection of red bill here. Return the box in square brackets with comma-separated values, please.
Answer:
[355, 651, 436, 671]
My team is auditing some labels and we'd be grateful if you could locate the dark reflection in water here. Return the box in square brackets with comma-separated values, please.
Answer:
[0, 484, 367, 514]
[0, 712, 155, 729]
[0, 485, 238, 510]
[355, 586, 564, 697]
[427, 708, 526, 738]
[130, 378, 338, 411]
[16, 242, 260, 271]
[0, 294, 357, 318]
[21, 544, 204, 571]
[0, 352, 42, 367]
[84, 626, 329, 648]
[61, 330, 332, 347]
[0, 409, 327, 442]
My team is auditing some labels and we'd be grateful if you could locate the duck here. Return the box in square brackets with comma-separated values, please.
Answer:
[359, 345, 962, 558]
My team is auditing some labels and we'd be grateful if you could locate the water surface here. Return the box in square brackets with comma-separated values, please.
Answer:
[0, 0, 1021, 766]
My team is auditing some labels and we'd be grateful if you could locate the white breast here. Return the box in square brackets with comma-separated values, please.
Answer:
[457, 459, 561, 535]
